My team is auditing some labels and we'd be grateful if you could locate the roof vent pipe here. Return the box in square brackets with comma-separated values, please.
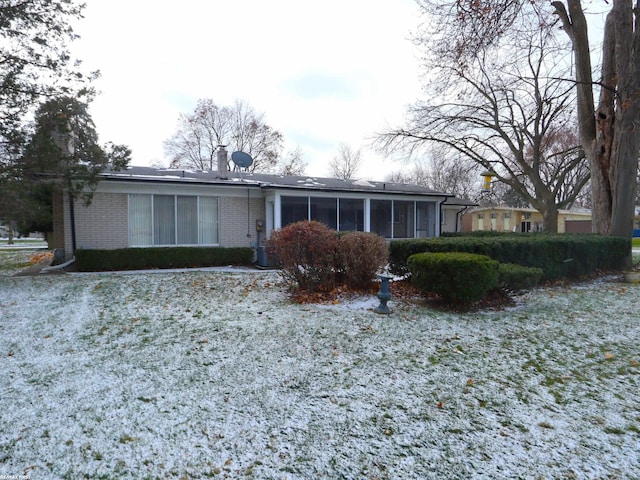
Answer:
[217, 145, 228, 179]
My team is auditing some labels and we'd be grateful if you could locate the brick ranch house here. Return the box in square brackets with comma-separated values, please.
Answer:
[51, 165, 474, 262]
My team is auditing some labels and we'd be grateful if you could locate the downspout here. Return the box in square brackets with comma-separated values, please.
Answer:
[247, 188, 252, 239]
[68, 190, 77, 254]
[455, 207, 470, 233]
[41, 256, 76, 273]
[440, 195, 471, 234]
[438, 196, 450, 236]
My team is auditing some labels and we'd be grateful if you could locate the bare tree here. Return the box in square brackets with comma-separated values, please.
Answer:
[328, 143, 363, 180]
[164, 99, 284, 173]
[500, 185, 530, 208]
[637, 163, 640, 207]
[386, 147, 480, 199]
[378, 8, 589, 232]
[424, 147, 481, 199]
[275, 147, 307, 176]
[551, 0, 640, 245]
[413, 0, 639, 263]
[385, 162, 430, 187]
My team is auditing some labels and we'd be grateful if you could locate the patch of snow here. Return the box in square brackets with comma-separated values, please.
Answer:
[296, 178, 326, 187]
[106, 173, 184, 180]
[352, 179, 376, 188]
[229, 177, 261, 185]
[1, 265, 639, 479]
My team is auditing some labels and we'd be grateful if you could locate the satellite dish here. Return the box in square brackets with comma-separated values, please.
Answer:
[231, 151, 254, 169]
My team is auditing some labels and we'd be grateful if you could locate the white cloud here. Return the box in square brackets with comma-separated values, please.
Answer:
[72, 0, 423, 178]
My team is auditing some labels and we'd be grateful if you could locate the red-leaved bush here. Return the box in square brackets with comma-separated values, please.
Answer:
[336, 231, 388, 289]
[266, 221, 339, 292]
[267, 221, 390, 294]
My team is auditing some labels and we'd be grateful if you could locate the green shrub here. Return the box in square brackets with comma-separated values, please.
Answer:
[442, 230, 519, 238]
[389, 239, 450, 276]
[408, 252, 499, 303]
[266, 220, 339, 292]
[74, 246, 254, 272]
[336, 231, 388, 289]
[498, 263, 543, 290]
[391, 234, 629, 280]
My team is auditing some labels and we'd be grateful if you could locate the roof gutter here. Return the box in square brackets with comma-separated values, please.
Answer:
[100, 174, 263, 189]
[439, 196, 476, 233]
[259, 183, 454, 198]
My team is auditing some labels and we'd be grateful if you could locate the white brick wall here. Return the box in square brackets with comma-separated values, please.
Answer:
[74, 192, 129, 250]
[58, 190, 267, 256]
[56, 191, 128, 259]
[219, 196, 265, 247]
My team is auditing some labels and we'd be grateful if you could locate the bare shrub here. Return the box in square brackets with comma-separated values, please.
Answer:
[336, 232, 388, 290]
[266, 221, 338, 292]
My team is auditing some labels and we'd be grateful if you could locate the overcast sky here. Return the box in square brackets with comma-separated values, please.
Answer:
[72, 0, 425, 179]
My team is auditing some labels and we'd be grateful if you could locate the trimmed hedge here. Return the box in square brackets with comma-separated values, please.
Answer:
[408, 252, 499, 303]
[442, 230, 523, 238]
[74, 247, 254, 272]
[498, 263, 543, 290]
[390, 234, 629, 280]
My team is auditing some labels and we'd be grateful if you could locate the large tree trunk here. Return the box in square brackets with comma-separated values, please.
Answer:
[590, 5, 617, 234]
[542, 205, 559, 233]
[611, 129, 640, 238]
[530, 188, 559, 233]
[554, 0, 639, 263]
[609, 0, 640, 239]
[552, 1, 609, 230]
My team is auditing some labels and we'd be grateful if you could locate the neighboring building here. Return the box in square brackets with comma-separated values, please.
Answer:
[465, 205, 640, 235]
[464, 206, 594, 233]
[52, 166, 470, 260]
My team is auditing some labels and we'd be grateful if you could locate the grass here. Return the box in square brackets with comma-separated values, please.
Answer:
[1, 249, 640, 478]
[0, 250, 35, 273]
[0, 243, 49, 274]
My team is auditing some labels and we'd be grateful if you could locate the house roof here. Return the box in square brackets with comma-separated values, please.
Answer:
[102, 166, 466, 200]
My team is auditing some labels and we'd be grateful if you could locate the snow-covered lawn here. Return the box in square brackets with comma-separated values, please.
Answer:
[1, 252, 639, 479]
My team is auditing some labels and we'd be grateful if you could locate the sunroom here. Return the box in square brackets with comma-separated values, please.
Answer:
[263, 190, 442, 239]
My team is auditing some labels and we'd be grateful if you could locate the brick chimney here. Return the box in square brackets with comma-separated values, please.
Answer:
[217, 145, 228, 179]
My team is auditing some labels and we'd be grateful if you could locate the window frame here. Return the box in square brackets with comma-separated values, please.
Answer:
[276, 193, 441, 239]
[128, 194, 219, 247]
[281, 195, 365, 232]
